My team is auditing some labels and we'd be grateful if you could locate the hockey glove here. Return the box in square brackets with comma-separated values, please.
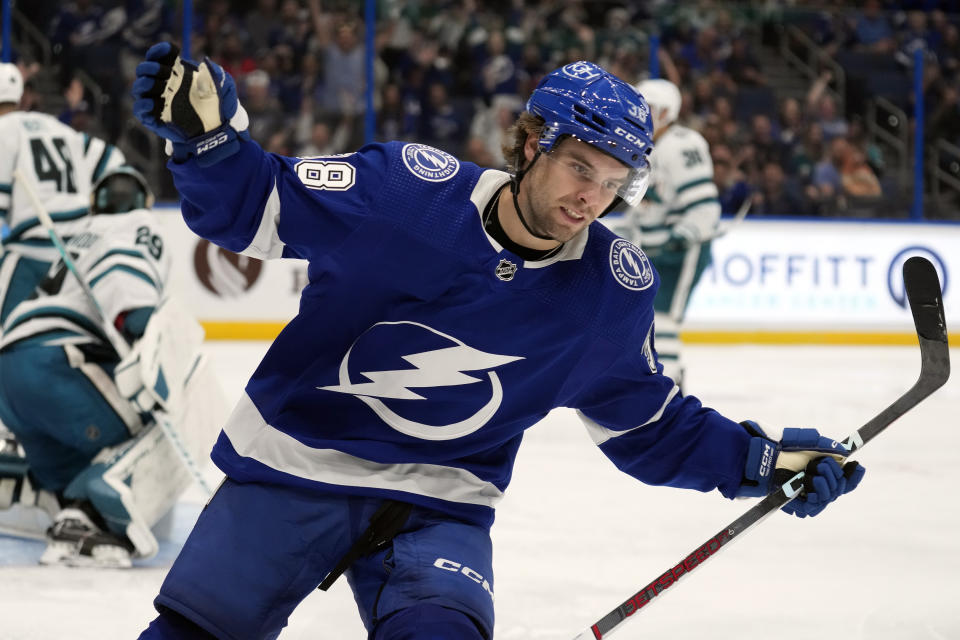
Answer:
[736, 420, 865, 518]
[131, 41, 249, 166]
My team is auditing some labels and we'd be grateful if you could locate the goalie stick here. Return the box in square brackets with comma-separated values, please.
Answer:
[572, 255, 950, 640]
[12, 169, 213, 496]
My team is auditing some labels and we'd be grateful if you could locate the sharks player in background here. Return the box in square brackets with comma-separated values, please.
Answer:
[0, 166, 190, 567]
[608, 79, 721, 390]
[132, 44, 865, 640]
[0, 62, 126, 326]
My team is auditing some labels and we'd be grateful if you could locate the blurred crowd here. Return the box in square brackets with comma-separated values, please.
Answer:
[11, 0, 960, 216]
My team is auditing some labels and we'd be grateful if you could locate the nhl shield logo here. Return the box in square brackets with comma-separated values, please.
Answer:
[495, 259, 517, 281]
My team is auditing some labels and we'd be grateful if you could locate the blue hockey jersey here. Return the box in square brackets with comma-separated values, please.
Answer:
[170, 141, 750, 526]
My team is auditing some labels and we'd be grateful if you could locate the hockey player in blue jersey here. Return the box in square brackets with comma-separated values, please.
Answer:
[132, 43, 866, 639]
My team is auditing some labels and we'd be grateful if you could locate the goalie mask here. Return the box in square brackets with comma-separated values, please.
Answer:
[91, 166, 155, 215]
[525, 61, 654, 213]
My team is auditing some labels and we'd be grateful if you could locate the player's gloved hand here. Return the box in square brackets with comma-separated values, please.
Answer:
[131, 41, 249, 166]
[735, 420, 865, 518]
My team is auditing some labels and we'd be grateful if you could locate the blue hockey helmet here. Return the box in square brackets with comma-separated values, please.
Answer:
[526, 61, 654, 208]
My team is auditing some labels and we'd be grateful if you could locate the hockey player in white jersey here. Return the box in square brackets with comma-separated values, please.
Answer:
[610, 78, 721, 390]
[132, 44, 865, 640]
[0, 166, 207, 567]
[0, 62, 126, 325]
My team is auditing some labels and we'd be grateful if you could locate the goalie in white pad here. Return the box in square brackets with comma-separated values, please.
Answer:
[0, 166, 226, 566]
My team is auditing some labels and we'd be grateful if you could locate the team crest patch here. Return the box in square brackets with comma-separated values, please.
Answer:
[402, 143, 460, 182]
[609, 238, 654, 291]
[495, 259, 517, 281]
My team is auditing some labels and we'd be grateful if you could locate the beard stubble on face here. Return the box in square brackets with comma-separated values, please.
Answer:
[519, 159, 610, 245]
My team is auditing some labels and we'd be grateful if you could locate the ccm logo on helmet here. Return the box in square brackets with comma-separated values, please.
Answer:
[614, 126, 647, 148]
[433, 558, 495, 600]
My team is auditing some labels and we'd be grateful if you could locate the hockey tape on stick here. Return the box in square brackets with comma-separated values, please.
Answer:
[572, 256, 950, 640]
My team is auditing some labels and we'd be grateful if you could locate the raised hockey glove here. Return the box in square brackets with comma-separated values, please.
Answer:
[736, 420, 865, 518]
[131, 41, 249, 166]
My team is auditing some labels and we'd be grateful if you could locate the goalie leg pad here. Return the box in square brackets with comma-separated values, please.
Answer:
[63, 421, 194, 559]
[0, 452, 60, 539]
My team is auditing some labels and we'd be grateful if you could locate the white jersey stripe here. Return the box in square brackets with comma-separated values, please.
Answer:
[239, 178, 285, 259]
[578, 383, 681, 445]
[223, 392, 505, 507]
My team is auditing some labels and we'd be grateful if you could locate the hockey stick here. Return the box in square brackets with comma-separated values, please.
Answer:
[704, 196, 751, 242]
[572, 255, 950, 640]
[12, 169, 213, 496]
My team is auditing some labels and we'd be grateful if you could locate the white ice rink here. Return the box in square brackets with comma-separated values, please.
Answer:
[2, 341, 958, 639]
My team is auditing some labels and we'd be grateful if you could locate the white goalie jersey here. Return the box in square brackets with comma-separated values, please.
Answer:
[0, 209, 170, 351]
[0, 111, 125, 261]
[627, 124, 720, 248]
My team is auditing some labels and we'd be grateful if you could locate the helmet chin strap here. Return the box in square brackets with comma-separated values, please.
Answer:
[509, 151, 557, 242]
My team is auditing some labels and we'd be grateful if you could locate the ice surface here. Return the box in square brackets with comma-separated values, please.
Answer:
[2, 342, 957, 639]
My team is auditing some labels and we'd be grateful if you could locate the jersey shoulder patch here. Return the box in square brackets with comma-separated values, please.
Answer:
[608, 237, 654, 291]
[400, 143, 460, 182]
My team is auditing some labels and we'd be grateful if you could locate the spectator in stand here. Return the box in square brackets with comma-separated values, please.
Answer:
[748, 113, 786, 169]
[841, 147, 883, 199]
[48, 0, 127, 140]
[241, 70, 286, 146]
[678, 26, 727, 76]
[418, 82, 469, 156]
[752, 161, 809, 216]
[852, 0, 896, 55]
[725, 35, 766, 86]
[294, 96, 353, 157]
[806, 70, 848, 142]
[376, 83, 415, 143]
[272, 0, 312, 56]
[214, 31, 258, 83]
[311, 12, 366, 123]
[712, 143, 752, 215]
[778, 97, 805, 149]
[789, 122, 824, 187]
[273, 43, 306, 116]
[245, 0, 283, 54]
[476, 29, 522, 103]
[467, 94, 523, 170]
[808, 136, 850, 214]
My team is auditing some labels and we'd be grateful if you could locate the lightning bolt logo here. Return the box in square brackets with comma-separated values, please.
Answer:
[418, 150, 447, 170]
[320, 321, 523, 440]
[622, 249, 641, 276]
